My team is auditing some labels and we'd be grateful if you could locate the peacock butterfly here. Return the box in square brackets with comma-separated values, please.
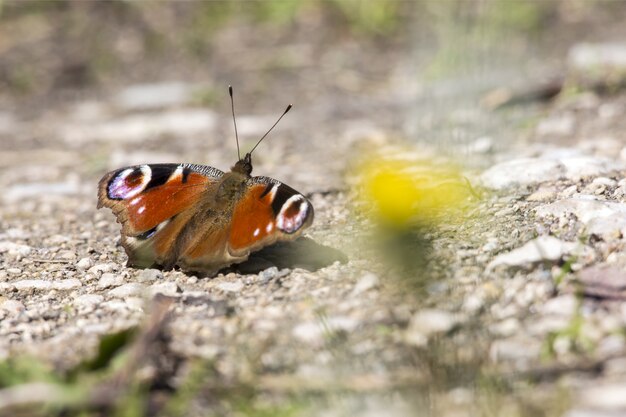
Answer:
[97, 86, 314, 275]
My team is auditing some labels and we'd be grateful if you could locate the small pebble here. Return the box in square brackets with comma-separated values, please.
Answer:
[76, 257, 93, 270]
[98, 273, 124, 289]
[137, 269, 163, 282]
[108, 283, 145, 298]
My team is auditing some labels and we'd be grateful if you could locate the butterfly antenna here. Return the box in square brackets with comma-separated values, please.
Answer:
[229, 85, 241, 161]
[249, 104, 292, 155]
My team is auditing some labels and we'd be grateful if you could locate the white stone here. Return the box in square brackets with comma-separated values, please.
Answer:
[88, 263, 117, 275]
[108, 283, 145, 298]
[0, 299, 25, 314]
[216, 281, 244, 293]
[541, 294, 578, 317]
[293, 317, 359, 345]
[467, 136, 493, 154]
[76, 257, 93, 270]
[536, 114, 575, 137]
[405, 309, 456, 346]
[481, 154, 622, 190]
[148, 282, 180, 297]
[53, 279, 82, 290]
[535, 198, 626, 224]
[480, 158, 565, 190]
[560, 156, 622, 181]
[0, 241, 32, 257]
[578, 383, 626, 410]
[97, 273, 123, 289]
[569, 42, 626, 71]
[489, 318, 520, 337]
[352, 273, 380, 295]
[137, 269, 163, 283]
[462, 294, 484, 313]
[12, 280, 52, 290]
[490, 337, 541, 362]
[74, 294, 104, 308]
[586, 214, 626, 240]
[487, 236, 576, 271]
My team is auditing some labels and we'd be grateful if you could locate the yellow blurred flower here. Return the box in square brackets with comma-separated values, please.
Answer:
[356, 152, 476, 227]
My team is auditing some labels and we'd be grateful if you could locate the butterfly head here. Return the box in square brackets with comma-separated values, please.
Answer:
[232, 153, 253, 176]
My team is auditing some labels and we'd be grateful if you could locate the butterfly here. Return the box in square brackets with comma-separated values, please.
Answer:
[97, 86, 314, 276]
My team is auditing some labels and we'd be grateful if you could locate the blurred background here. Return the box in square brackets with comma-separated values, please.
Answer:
[2, 0, 625, 189]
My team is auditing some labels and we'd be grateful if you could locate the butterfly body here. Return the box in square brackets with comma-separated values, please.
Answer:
[97, 154, 314, 275]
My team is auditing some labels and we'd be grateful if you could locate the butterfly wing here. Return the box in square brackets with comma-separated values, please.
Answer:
[228, 176, 314, 256]
[175, 176, 314, 273]
[97, 163, 224, 267]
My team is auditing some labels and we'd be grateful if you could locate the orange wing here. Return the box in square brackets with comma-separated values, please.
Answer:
[98, 164, 223, 237]
[228, 178, 314, 257]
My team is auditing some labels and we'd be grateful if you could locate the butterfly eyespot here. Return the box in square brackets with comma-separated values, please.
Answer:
[108, 165, 152, 200]
[276, 196, 310, 234]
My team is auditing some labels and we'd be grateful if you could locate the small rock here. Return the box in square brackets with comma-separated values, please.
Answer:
[74, 294, 104, 308]
[13, 280, 51, 290]
[489, 318, 520, 337]
[586, 214, 626, 241]
[405, 309, 456, 346]
[561, 157, 622, 181]
[98, 273, 124, 289]
[487, 236, 576, 271]
[541, 294, 578, 317]
[216, 281, 244, 293]
[293, 316, 359, 345]
[148, 282, 180, 297]
[0, 299, 25, 314]
[579, 266, 626, 299]
[53, 279, 82, 290]
[137, 269, 163, 283]
[258, 267, 279, 282]
[569, 42, 626, 72]
[0, 241, 32, 257]
[467, 136, 493, 154]
[526, 188, 557, 202]
[352, 272, 380, 295]
[490, 336, 541, 362]
[76, 257, 93, 270]
[462, 294, 484, 313]
[535, 198, 626, 224]
[578, 382, 626, 410]
[536, 114, 575, 137]
[604, 357, 626, 376]
[108, 283, 145, 298]
[57, 250, 77, 260]
[526, 316, 570, 336]
[597, 334, 626, 357]
[480, 158, 564, 190]
[7, 268, 22, 275]
[88, 263, 117, 275]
